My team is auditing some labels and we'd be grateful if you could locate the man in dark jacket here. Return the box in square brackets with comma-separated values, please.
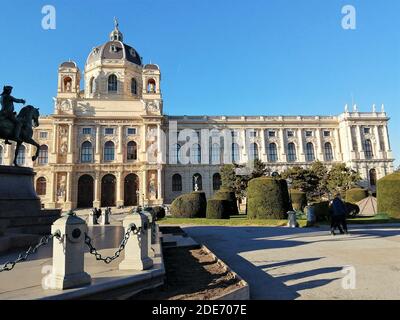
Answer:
[329, 194, 349, 235]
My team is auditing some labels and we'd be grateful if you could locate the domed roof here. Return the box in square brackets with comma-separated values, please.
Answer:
[144, 64, 160, 70]
[87, 41, 142, 66]
[86, 19, 142, 66]
[60, 61, 78, 68]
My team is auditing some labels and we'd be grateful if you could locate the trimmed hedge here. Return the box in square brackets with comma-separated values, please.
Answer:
[247, 177, 291, 219]
[145, 206, 166, 220]
[206, 200, 231, 219]
[170, 192, 207, 218]
[377, 172, 400, 218]
[290, 190, 307, 211]
[213, 188, 239, 215]
[346, 188, 368, 204]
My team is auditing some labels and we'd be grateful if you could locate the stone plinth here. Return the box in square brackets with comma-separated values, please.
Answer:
[0, 166, 61, 238]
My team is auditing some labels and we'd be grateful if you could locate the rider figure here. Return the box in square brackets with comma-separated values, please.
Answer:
[0, 86, 25, 144]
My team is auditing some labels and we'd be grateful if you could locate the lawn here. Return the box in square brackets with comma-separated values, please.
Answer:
[158, 214, 400, 227]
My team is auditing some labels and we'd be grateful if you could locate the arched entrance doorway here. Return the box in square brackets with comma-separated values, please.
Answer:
[101, 174, 116, 207]
[124, 174, 139, 206]
[77, 175, 94, 208]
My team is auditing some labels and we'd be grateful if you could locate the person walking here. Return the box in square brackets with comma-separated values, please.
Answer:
[329, 194, 349, 236]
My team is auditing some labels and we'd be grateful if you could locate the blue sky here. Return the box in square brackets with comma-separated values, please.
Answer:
[0, 0, 399, 164]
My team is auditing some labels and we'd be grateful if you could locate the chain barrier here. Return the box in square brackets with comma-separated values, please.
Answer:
[84, 224, 140, 264]
[0, 231, 62, 273]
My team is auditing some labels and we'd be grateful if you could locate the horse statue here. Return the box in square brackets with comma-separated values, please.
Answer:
[0, 105, 41, 167]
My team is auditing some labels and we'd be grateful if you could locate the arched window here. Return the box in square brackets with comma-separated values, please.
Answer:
[193, 173, 203, 191]
[63, 77, 72, 92]
[170, 144, 181, 164]
[211, 143, 220, 164]
[108, 74, 118, 93]
[213, 173, 222, 191]
[147, 79, 156, 93]
[191, 144, 201, 164]
[287, 143, 297, 162]
[104, 141, 115, 162]
[172, 174, 182, 192]
[232, 143, 240, 164]
[38, 145, 48, 165]
[36, 177, 47, 196]
[81, 141, 93, 163]
[131, 78, 137, 95]
[364, 139, 374, 159]
[89, 77, 95, 94]
[0, 145, 3, 165]
[127, 141, 138, 161]
[305, 142, 315, 162]
[268, 143, 278, 162]
[249, 143, 259, 161]
[16, 145, 26, 166]
[369, 169, 377, 187]
[324, 142, 334, 162]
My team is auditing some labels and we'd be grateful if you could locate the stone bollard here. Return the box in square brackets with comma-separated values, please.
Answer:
[46, 212, 91, 290]
[87, 210, 98, 226]
[287, 211, 299, 228]
[119, 211, 153, 271]
[100, 208, 110, 226]
[142, 210, 154, 258]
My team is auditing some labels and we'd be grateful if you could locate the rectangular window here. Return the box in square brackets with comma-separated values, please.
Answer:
[105, 128, 114, 135]
[127, 128, 137, 135]
[39, 131, 48, 139]
[305, 131, 313, 137]
[364, 127, 371, 134]
[249, 131, 257, 138]
[82, 128, 92, 135]
[287, 131, 294, 137]
[268, 131, 276, 138]
[231, 131, 238, 138]
[323, 130, 331, 137]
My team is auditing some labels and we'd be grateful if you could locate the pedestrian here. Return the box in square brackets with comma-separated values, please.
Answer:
[96, 208, 102, 221]
[329, 194, 349, 236]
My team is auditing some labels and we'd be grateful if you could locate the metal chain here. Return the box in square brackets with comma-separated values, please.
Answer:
[0, 231, 62, 273]
[84, 224, 139, 264]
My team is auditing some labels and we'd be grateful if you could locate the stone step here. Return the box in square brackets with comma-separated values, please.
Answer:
[0, 233, 42, 254]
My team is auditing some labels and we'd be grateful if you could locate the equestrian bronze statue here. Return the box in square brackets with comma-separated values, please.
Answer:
[0, 86, 41, 167]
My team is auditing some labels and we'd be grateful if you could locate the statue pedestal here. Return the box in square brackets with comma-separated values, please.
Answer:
[0, 166, 60, 243]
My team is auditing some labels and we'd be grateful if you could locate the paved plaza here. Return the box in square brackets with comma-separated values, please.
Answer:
[184, 225, 400, 300]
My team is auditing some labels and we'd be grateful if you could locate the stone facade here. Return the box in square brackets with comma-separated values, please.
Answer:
[0, 22, 394, 210]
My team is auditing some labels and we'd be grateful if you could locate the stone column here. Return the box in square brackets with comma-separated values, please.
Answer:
[279, 128, 286, 161]
[48, 172, 57, 209]
[157, 124, 163, 164]
[316, 129, 323, 160]
[67, 124, 73, 163]
[157, 168, 163, 202]
[356, 126, 365, 159]
[142, 170, 148, 205]
[65, 172, 72, 210]
[297, 129, 305, 162]
[334, 128, 342, 161]
[382, 125, 393, 159]
[240, 129, 247, 163]
[95, 125, 101, 163]
[260, 129, 267, 162]
[93, 173, 101, 208]
[52, 124, 58, 153]
[116, 172, 124, 208]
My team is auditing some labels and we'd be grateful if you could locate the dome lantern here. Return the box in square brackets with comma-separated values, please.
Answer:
[109, 17, 123, 42]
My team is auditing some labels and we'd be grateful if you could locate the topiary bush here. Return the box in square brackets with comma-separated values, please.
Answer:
[290, 190, 307, 211]
[206, 199, 231, 219]
[213, 188, 238, 215]
[247, 177, 291, 219]
[346, 188, 368, 204]
[377, 172, 400, 218]
[170, 192, 207, 218]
